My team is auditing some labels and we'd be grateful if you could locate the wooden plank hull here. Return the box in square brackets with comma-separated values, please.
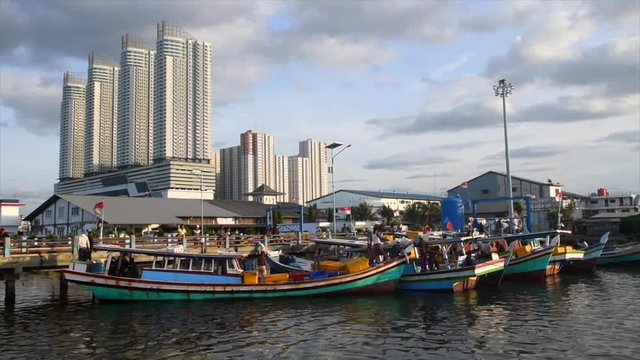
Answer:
[63, 258, 406, 301]
[548, 250, 584, 275]
[398, 259, 504, 292]
[599, 244, 640, 266]
[504, 246, 554, 283]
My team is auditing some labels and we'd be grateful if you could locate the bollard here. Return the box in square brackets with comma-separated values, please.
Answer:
[225, 235, 230, 250]
[182, 236, 187, 250]
[130, 235, 136, 249]
[3, 236, 10, 257]
[263, 235, 268, 248]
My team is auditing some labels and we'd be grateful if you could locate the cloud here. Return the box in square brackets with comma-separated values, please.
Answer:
[363, 151, 454, 171]
[596, 130, 640, 143]
[0, 71, 62, 134]
[519, 94, 631, 123]
[367, 102, 500, 135]
[482, 145, 564, 161]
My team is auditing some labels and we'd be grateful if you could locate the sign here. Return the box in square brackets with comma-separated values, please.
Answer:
[216, 218, 235, 225]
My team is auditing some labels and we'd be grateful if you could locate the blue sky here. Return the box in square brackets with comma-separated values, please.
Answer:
[0, 0, 638, 214]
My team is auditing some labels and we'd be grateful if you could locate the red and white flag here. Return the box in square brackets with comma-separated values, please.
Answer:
[555, 191, 563, 202]
[94, 201, 104, 215]
[339, 206, 351, 215]
[461, 181, 469, 189]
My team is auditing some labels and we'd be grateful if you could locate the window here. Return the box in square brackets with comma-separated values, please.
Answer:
[512, 187, 518, 192]
[482, 189, 490, 195]
[609, 199, 616, 203]
[590, 200, 598, 204]
[45, 210, 52, 219]
[71, 207, 80, 216]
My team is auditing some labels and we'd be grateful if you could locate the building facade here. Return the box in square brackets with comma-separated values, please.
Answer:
[218, 146, 241, 200]
[85, 52, 119, 176]
[59, 72, 86, 180]
[288, 156, 311, 205]
[154, 21, 211, 162]
[298, 138, 328, 201]
[274, 154, 289, 203]
[240, 130, 275, 200]
[117, 34, 155, 168]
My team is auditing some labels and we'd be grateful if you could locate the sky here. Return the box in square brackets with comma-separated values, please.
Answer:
[0, 0, 639, 214]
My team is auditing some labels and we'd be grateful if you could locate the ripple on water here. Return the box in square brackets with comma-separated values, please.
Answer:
[2, 269, 640, 358]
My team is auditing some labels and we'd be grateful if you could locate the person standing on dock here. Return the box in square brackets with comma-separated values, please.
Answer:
[78, 230, 91, 261]
[257, 250, 269, 282]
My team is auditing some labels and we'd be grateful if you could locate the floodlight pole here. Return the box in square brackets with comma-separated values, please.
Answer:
[326, 142, 351, 237]
[494, 79, 515, 233]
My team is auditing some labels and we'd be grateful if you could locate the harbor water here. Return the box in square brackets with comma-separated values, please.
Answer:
[1, 268, 639, 359]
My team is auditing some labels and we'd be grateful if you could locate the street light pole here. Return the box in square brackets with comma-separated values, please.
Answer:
[325, 142, 351, 236]
[494, 79, 515, 233]
[191, 169, 204, 240]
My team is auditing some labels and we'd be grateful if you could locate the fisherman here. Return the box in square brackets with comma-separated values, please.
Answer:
[257, 250, 269, 282]
[78, 229, 91, 261]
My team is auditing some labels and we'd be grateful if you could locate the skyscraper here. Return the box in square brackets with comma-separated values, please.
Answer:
[154, 21, 212, 162]
[59, 72, 86, 180]
[274, 154, 289, 203]
[288, 156, 311, 205]
[85, 52, 119, 175]
[299, 138, 328, 200]
[117, 34, 155, 168]
[240, 130, 275, 200]
[218, 146, 241, 200]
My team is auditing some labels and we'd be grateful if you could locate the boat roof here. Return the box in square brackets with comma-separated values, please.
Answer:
[93, 245, 244, 259]
[311, 238, 368, 248]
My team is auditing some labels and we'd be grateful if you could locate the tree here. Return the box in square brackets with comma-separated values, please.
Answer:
[547, 202, 574, 230]
[424, 202, 441, 228]
[513, 200, 525, 218]
[307, 204, 320, 222]
[402, 202, 428, 230]
[352, 202, 376, 221]
[378, 205, 395, 224]
[620, 214, 640, 234]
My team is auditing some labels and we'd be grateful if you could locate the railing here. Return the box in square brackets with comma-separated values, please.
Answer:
[1, 234, 306, 257]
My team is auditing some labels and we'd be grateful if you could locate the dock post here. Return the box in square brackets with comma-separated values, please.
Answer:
[130, 235, 136, 249]
[72, 235, 79, 260]
[225, 235, 229, 250]
[59, 271, 68, 299]
[3, 236, 10, 257]
[2, 270, 18, 305]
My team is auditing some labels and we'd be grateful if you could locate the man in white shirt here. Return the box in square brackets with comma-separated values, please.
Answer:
[78, 230, 91, 261]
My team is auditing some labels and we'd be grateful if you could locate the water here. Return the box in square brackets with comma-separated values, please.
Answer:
[2, 268, 640, 359]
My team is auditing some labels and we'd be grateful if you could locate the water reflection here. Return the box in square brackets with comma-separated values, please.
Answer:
[2, 269, 640, 358]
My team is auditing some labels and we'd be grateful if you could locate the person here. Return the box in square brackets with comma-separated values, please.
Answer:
[372, 229, 388, 264]
[366, 227, 374, 263]
[119, 253, 131, 277]
[427, 245, 440, 271]
[257, 250, 269, 282]
[78, 230, 91, 261]
[127, 256, 139, 278]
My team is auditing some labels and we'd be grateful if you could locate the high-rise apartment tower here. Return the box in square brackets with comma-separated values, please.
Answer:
[59, 72, 87, 180]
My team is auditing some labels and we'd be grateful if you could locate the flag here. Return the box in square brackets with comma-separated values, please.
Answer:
[94, 201, 104, 215]
[555, 192, 563, 202]
[461, 181, 468, 189]
[339, 206, 351, 215]
[393, 208, 400, 217]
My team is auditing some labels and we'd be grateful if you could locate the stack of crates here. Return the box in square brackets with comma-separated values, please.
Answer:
[515, 245, 533, 258]
[319, 260, 345, 271]
[344, 257, 369, 274]
[264, 273, 289, 283]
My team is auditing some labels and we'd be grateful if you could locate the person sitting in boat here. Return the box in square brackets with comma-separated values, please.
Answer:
[118, 253, 131, 277]
[426, 245, 440, 271]
[371, 228, 389, 264]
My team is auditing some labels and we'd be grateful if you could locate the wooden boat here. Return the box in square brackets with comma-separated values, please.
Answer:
[398, 237, 507, 292]
[598, 242, 640, 266]
[503, 234, 558, 282]
[560, 232, 610, 273]
[548, 242, 584, 275]
[63, 245, 407, 301]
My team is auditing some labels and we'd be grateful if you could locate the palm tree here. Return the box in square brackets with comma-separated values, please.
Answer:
[352, 202, 376, 221]
[307, 204, 320, 222]
[402, 202, 428, 229]
[424, 202, 441, 228]
[378, 205, 395, 224]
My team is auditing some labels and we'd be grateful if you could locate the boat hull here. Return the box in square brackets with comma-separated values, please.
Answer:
[64, 258, 406, 301]
[504, 247, 553, 283]
[547, 250, 584, 275]
[475, 259, 507, 287]
[398, 259, 503, 292]
[598, 244, 640, 266]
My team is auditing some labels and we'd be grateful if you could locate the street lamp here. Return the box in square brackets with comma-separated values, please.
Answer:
[325, 142, 351, 236]
[191, 169, 204, 240]
[494, 79, 515, 233]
